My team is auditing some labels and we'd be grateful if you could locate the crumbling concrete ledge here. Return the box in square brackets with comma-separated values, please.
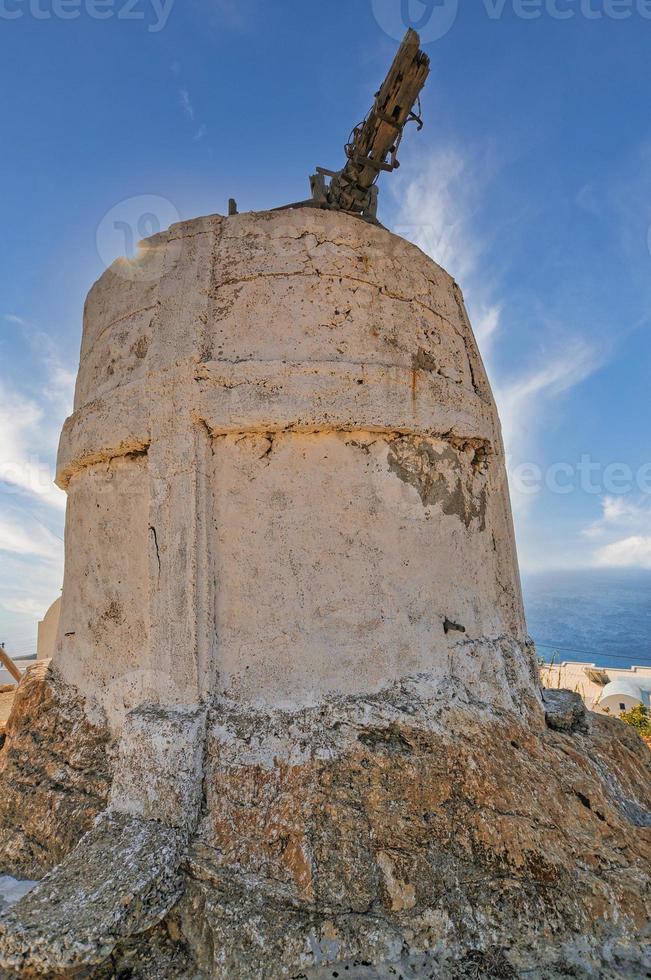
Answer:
[0, 812, 185, 977]
[0, 704, 207, 977]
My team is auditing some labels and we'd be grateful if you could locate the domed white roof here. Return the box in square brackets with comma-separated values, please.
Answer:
[601, 679, 645, 704]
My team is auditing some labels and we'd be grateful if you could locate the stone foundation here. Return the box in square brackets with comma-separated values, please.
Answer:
[2, 676, 648, 978]
[172, 694, 651, 979]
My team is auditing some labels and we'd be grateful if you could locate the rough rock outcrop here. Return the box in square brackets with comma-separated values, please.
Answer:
[0, 661, 111, 879]
[174, 697, 651, 979]
[0, 813, 185, 977]
[543, 688, 589, 733]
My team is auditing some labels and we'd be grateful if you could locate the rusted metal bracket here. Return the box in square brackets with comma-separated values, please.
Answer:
[276, 29, 429, 224]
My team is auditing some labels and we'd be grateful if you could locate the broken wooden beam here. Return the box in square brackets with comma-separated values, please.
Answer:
[327, 28, 431, 216]
[0, 646, 22, 685]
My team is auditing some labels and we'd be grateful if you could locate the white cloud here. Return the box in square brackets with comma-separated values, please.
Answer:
[595, 536, 651, 569]
[474, 304, 502, 349]
[178, 89, 209, 145]
[0, 379, 66, 511]
[604, 496, 651, 527]
[0, 514, 61, 561]
[0, 539, 63, 645]
[586, 495, 651, 536]
[4, 313, 28, 327]
[496, 339, 602, 470]
[0, 314, 74, 513]
[389, 147, 480, 283]
[179, 88, 195, 121]
[0, 317, 71, 637]
[586, 496, 651, 569]
[0, 597, 53, 620]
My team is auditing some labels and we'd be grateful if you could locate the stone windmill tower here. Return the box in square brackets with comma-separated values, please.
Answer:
[0, 31, 649, 980]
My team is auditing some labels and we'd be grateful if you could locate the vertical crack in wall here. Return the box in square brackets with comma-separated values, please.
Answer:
[149, 526, 161, 582]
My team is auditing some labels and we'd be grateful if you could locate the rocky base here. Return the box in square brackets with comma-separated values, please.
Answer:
[0, 813, 186, 977]
[0, 662, 112, 879]
[175, 688, 651, 979]
[0, 675, 650, 978]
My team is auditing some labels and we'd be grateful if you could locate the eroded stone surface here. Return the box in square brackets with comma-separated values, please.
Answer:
[109, 705, 207, 831]
[177, 697, 651, 979]
[1, 209, 649, 978]
[0, 813, 185, 977]
[0, 661, 111, 879]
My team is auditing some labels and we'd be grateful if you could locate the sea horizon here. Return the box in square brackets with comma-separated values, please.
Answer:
[522, 567, 651, 672]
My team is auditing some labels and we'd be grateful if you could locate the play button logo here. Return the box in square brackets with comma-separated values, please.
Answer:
[372, 0, 459, 42]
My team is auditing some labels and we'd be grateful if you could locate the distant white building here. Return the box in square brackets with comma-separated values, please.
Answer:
[0, 596, 61, 688]
[542, 661, 651, 716]
[37, 597, 61, 662]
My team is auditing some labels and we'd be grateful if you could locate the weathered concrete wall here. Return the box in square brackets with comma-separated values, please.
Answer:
[53, 208, 537, 729]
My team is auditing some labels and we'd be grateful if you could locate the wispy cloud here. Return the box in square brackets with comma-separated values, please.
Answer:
[387, 144, 602, 474]
[496, 339, 603, 469]
[179, 88, 195, 121]
[473, 304, 502, 349]
[584, 496, 651, 569]
[595, 536, 651, 569]
[0, 596, 51, 620]
[585, 496, 651, 537]
[0, 379, 66, 511]
[0, 314, 70, 640]
[3, 314, 75, 412]
[176, 84, 209, 145]
[0, 511, 61, 561]
[389, 146, 483, 284]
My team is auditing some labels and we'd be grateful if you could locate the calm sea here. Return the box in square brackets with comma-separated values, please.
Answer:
[522, 569, 651, 670]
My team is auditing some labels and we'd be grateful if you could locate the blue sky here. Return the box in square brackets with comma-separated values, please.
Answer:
[1, 0, 650, 654]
